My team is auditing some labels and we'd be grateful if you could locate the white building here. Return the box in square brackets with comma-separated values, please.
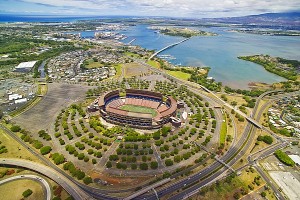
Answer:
[15, 61, 37, 72]
[9, 94, 22, 101]
[15, 98, 27, 104]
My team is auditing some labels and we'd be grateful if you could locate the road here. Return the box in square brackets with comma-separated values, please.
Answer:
[0, 124, 121, 200]
[130, 91, 254, 199]
[3, 56, 298, 200]
[130, 65, 294, 200]
[254, 163, 284, 200]
[0, 174, 51, 200]
[0, 158, 92, 200]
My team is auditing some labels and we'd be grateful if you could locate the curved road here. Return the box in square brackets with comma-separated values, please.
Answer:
[2, 56, 298, 200]
[0, 174, 51, 200]
[134, 88, 290, 200]
[0, 158, 92, 200]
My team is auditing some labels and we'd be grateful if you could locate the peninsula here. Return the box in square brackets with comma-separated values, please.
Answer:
[149, 26, 217, 37]
[238, 54, 300, 81]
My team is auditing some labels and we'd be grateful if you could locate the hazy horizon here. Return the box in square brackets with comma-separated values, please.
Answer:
[1, 0, 300, 18]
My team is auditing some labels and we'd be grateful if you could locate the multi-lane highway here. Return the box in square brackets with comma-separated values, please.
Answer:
[0, 174, 51, 200]
[1, 56, 298, 200]
[0, 124, 121, 200]
[131, 62, 296, 200]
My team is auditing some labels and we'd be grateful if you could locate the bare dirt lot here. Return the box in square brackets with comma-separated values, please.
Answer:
[13, 83, 92, 133]
[124, 62, 149, 77]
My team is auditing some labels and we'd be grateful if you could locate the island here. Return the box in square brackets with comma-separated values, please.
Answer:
[230, 29, 300, 36]
[238, 55, 300, 81]
[149, 26, 217, 37]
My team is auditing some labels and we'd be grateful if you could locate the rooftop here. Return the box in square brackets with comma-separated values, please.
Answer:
[15, 61, 37, 69]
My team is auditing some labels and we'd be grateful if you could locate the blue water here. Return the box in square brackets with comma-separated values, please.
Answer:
[65, 31, 97, 38]
[1, 13, 299, 89]
[121, 25, 300, 89]
[0, 14, 97, 23]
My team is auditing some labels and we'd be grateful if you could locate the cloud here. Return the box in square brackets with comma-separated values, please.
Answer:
[7, 0, 300, 17]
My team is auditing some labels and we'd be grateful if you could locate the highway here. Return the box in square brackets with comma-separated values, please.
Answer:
[0, 124, 121, 200]
[2, 55, 298, 200]
[130, 63, 294, 200]
[0, 174, 51, 200]
[174, 93, 294, 200]
[129, 75, 255, 199]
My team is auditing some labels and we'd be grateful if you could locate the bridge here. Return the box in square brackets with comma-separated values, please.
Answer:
[127, 38, 136, 45]
[148, 38, 190, 60]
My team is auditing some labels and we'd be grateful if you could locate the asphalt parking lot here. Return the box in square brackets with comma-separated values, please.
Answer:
[13, 83, 92, 133]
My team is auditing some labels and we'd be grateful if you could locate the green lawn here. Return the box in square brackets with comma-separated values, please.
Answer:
[124, 52, 140, 58]
[107, 64, 122, 79]
[147, 60, 161, 69]
[114, 64, 122, 77]
[85, 59, 103, 68]
[220, 114, 227, 144]
[166, 70, 191, 81]
[120, 105, 157, 117]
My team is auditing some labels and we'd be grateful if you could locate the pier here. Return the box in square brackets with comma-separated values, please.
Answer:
[149, 38, 189, 60]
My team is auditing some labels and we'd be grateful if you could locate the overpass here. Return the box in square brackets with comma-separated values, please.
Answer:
[124, 178, 171, 200]
[199, 85, 263, 128]
[192, 142, 235, 173]
[136, 58, 264, 129]
[148, 38, 189, 60]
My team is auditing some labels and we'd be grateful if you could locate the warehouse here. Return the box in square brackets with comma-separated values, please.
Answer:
[15, 61, 37, 72]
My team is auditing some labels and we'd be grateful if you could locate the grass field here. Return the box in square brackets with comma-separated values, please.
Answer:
[192, 168, 265, 200]
[120, 105, 157, 117]
[146, 60, 161, 69]
[85, 59, 103, 69]
[0, 179, 44, 200]
[166, 70, 191, 81]
[124, 52, 140, 58]
[220, 114, 227, 144]
[114, 64, 122, 77]
[0, 128, 41, 163]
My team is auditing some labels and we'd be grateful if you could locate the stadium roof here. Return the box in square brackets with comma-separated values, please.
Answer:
[15, 61, 37, 69]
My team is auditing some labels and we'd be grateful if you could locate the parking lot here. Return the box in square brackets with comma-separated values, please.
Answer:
[13, 83, 93, 133]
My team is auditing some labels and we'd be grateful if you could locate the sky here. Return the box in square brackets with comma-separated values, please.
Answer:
[0, 0, 299, 18]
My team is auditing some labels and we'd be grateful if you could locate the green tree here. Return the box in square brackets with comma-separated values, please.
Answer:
[261, 191, 266, 197]
[83, 176, 93, 185]
[150, 162, 158, 169]
[10, 125, 21, 132]
[40, 146, 52, 155]
[22, 189, 33, 197]
[106, 161, 112, 168]
[165, 159, 173, 166]
[140, 163, 148, 170]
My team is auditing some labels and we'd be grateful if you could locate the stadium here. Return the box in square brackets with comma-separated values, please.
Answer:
[96, 89, 178, 129]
